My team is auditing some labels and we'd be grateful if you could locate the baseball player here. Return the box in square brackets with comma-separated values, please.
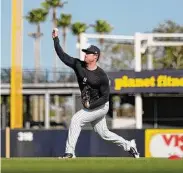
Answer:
[52, 28, 140, 159]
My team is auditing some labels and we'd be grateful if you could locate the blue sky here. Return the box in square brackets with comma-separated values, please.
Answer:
[1, 0, 183, 69]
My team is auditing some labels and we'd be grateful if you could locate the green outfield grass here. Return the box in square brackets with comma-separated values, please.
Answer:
[1, 157, 183, 173]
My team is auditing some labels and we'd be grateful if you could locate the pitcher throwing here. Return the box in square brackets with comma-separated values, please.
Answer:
[52, 28, 140, 158]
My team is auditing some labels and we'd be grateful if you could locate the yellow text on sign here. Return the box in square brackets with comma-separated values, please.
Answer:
[114, 75, 183, 90]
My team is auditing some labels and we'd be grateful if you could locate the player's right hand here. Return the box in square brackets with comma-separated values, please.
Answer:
[52, 28, 58, 38]
[84, 101, 90, 109]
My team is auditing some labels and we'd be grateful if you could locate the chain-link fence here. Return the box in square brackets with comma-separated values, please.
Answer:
[1, 68, 77, 84]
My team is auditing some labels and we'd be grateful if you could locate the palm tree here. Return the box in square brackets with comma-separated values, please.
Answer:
[92, 20, 113, 46]
[41, 0, 67, 27]
[57, 13, 72, 51]
[71, 22, 88, 58]
[41, 0, 67, 76]
[153, 20, 183, 69]
[25, 8, 48, 80]
[41, 0, 67, 120]
[25, 8, 48, 122]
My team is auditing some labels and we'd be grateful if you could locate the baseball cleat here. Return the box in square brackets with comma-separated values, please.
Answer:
[59, 153, 73, 159]
[128, 139, 140, 158]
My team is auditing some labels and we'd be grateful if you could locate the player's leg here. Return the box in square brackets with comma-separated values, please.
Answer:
[64, 109, 85, 158]
[91, 116, 130, 150]
[91, 116, 140, 158]
[64, 103, 109, 158]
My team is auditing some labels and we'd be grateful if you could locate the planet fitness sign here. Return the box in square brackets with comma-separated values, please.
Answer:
[108, 70, 183, 93]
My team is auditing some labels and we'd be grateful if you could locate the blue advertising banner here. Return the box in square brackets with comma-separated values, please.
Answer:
[1, 129, 144, 157]
[108, 70, 183, 93]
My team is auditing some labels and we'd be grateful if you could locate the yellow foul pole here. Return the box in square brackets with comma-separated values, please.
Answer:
[11, 0, 23, 128]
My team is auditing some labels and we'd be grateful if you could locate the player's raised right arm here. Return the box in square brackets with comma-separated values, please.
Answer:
[52, 28, 76, 69]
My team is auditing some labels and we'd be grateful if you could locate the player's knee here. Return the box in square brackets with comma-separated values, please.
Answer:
[70, 116, 81, 127]
[98, 129, 110, 140]
[102, 131, 110, 139]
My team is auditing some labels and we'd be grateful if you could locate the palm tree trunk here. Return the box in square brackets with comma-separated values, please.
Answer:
[37, 24, 44, 122]
[53, 8, 57, 27]
[99, 33, 104, 52]
[99, 38, 104, 45]
[52, 8, 57, 81]
[62, 27, 67, 51]
[98, 34, 104, 64]
[35, 24, 41, 81]
[33, 38, 39, 122]
[35, 40, 41, 79]
[33, 24, 41, 123]
[52, 8, 60, 121]
[77, 36, 81, 58]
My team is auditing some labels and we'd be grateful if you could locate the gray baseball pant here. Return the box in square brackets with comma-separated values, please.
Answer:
[65, 102, 130, 155]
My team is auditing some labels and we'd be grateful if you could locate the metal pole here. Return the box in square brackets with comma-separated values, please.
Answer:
[135, 33, 142, 71]
[147, 47, 153, 70]
[134, 33, 143, 129]
[83, 33, 134, 40]
[45, 92, 50, 129]
[147, 35, 154, 70]
[79, 33, 87, 61]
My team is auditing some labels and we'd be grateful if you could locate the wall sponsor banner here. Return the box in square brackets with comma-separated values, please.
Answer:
[145, 129, 183, 158]
[2, 129, 144, 157]
[108, 70, 183, 93]
[90, 129, 144, 157]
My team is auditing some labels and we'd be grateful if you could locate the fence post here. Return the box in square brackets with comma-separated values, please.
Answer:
[45, 92, 50, 129]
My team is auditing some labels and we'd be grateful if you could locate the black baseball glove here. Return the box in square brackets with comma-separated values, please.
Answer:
[81, 85, 91, 108]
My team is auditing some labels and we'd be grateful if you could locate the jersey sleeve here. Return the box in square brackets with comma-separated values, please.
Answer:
[53, 37, 76, 69]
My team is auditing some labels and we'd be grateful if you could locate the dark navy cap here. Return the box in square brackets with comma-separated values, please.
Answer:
[82, 45, 100, 56]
